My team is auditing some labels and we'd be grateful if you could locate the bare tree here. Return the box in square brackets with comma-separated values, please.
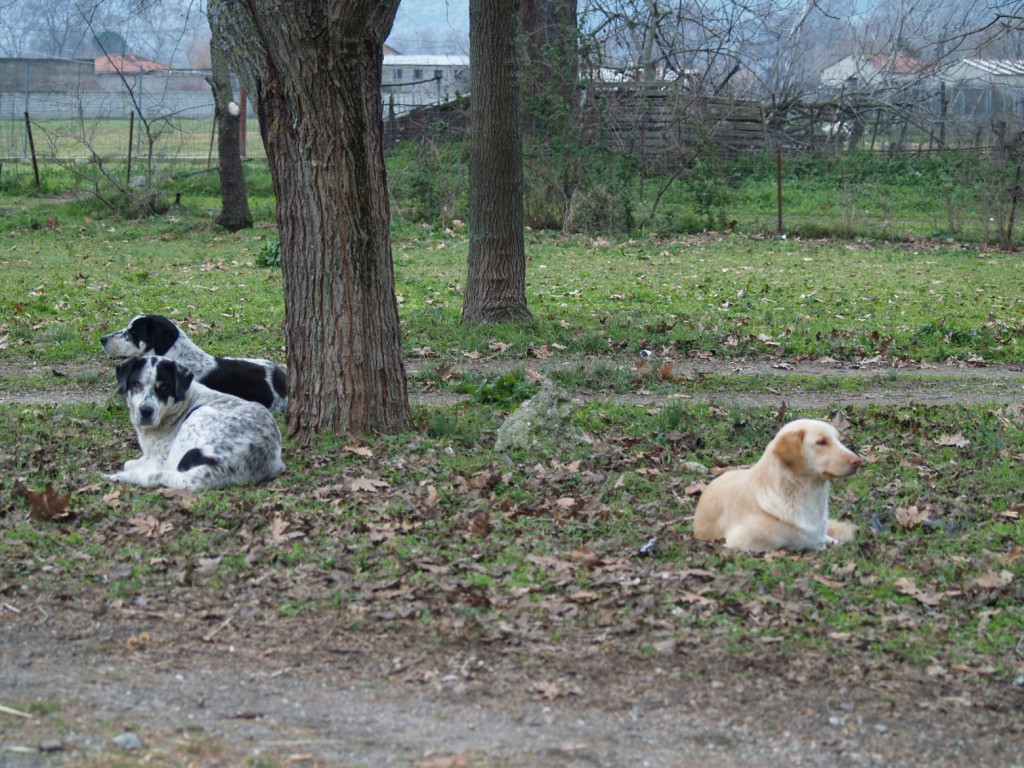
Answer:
[463, 0, 533, 325]
[209, 0, 410, 440]
[1, 0, 205, 64]
[207, 11, 251, 232]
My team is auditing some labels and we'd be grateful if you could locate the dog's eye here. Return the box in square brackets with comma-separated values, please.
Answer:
[130, 381, 143, 391]
[815, 438, 829, 447]
[155, 381, 167, 392]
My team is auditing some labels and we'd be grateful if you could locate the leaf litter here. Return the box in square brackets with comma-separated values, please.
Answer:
[2, 361, 1024, 764]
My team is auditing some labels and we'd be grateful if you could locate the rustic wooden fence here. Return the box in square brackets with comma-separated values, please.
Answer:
[385, 84, 1004, 165]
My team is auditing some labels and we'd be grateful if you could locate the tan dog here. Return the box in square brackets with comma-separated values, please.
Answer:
[693, 418, 861, 552]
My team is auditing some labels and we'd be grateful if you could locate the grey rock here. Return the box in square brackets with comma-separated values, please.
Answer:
[495, 379, 591, 453]
[112, 731, 143, 750]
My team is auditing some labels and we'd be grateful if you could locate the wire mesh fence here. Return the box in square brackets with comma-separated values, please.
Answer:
[0, 59, 465, 166]
[1, 94, 265, 163]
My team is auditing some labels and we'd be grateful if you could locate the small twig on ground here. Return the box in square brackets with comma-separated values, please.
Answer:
[202, 615, 234, 642]
[0, 704, 33, 719]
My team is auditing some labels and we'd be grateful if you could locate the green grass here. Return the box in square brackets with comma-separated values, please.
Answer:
[7, 208, 1019, 367]
[1, 162, 1023, 684]
[5, 130, 1017, 244]
[386, 142, 1017, 243]
[8, 396, 1018, 674]
[2, 117, 266, 161]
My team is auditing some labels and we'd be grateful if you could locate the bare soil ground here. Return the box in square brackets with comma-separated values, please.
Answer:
[2, 356, 1023, 767]
[4, 354, 1024, 409]
[4, 605, 1022, 768]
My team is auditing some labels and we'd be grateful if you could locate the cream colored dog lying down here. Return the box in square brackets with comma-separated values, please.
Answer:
[693, 418, 862, 552]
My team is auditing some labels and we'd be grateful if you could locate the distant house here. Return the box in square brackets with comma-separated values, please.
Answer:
[819, 53, 927, 91]
[935, 59, 1024, 118]
[94, 54, 211, 93]
[821, 54, 1024, 119]
[94, 54, 170, 75]
[381, 54, 469, 115]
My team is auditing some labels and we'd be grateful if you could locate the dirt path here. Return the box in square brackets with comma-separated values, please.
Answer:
[3, 600, 1023, 768]
[4, 355, 1024, 409]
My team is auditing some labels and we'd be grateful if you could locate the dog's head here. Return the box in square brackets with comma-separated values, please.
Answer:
[115, 357, 193, 428]
[101, 314, 181, 358]
[770, 419, 862, 480]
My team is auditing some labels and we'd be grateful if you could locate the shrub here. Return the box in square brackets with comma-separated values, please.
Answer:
[256, 239, 281, 268]
[461, 373, 537, 408]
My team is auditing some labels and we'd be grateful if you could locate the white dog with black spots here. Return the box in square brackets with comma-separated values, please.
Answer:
[105, 356, 285, 491]
[101, 314, 288, 413]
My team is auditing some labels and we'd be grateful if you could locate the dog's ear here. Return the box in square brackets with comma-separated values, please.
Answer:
[772, 429, 806, 473]
[172, 363, 194, 401]
[114, 358, 136, 395]
[138, 315, 178, 355]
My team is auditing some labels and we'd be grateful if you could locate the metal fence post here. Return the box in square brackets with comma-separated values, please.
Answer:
[136, 67, 143, 158]
[23, 61, 29, 157]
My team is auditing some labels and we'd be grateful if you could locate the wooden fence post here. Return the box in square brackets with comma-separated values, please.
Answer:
[776, 147, 783, 234]
[23, 112, 39, 188]
[127, 111, 135, 185]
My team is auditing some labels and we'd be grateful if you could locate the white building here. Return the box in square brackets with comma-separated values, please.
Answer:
[935, 59, 1024, 118]
[819, 53, 926, 91]
[381, 54, 469, 115]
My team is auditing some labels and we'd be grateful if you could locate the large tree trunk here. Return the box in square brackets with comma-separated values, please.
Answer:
[207, 12, 252, 232]
[462, 0, 533, 325]
[209, 0, 410, 440]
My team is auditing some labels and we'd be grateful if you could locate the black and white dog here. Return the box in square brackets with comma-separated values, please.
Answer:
[105, 356, 285, 491]
[101, 314, 288, 413]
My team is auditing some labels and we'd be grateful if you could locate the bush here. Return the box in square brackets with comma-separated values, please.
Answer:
[387, 131, 468, 227]
[461, 373, 537, 408]
[257, 239, 281, 268]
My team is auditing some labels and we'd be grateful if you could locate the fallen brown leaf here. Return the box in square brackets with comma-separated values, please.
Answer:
[268, 516, 305, 546]
[468, 511, 491, 538]
[416, 750, 471, 768]
[894, 577, 961, 606]
[16, 482, 72, 522]
[895, 504, 932, 529]
[935, 432, 970, 448]
[996, 545, 1022, 565]
[970, 570, 1013, 589]
[679, 590, 716, 607]
[812, 574, 845, 589]
[530, 679, 581, 700]
[127, 515, 173, 538]
[349, 477, 390, 493]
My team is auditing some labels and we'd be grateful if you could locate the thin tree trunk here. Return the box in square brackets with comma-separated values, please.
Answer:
[210, 0, 409, 440]
[520, 0, 578, 105]
[521, 0, 580, 229]
[463, 0, 532, 325]
[208, 12, 252, 232]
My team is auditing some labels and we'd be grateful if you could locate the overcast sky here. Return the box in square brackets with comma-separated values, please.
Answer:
[387, 0, 469, 55]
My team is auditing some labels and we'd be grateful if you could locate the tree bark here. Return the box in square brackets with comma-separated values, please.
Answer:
[462, 0, 533, 325]
[207, 12, 252, 232]
[520, 0, 580, 229]
[520, 0, 578, 107]
[209, 0, 410, 440]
